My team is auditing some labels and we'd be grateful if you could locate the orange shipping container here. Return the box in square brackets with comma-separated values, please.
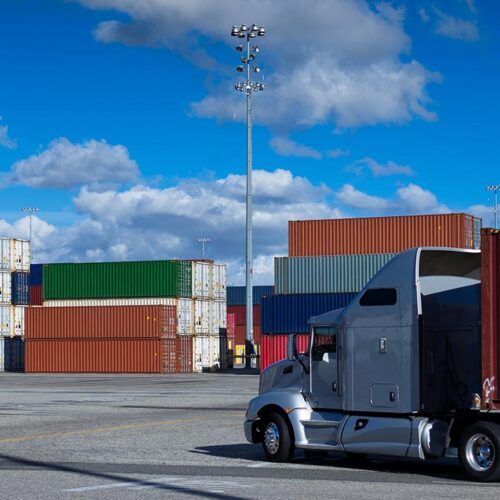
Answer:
[289, 213, 481, 257]
[25, 305, 177, 340]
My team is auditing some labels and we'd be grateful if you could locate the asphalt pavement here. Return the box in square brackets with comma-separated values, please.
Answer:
[0, 372, 499, 499]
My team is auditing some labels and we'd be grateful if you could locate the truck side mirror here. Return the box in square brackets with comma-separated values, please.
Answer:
[287, 334, 298, 361]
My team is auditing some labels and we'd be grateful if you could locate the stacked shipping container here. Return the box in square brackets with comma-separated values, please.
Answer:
[0, 238, 30, 372]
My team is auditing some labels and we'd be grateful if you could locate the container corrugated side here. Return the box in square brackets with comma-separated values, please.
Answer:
[0, 272, 11, 305]
[0, 239, 30, 272]
[227, 285, 274, 305]
[192, 335, 221, 372]
[227, 305, 261, 326]
[12, 272, 30, 305]
[192, 261, 212, 299]
[25, 305, 177, 340]
[274, 254, 396, 294]
[288, 213, 482, 256]
[481, 228, 500, 410]
[43, 298, 193, 335]
[3, 336, 24, 371]
[43, 260, 193, 300]
[260, 334, 309, 371]
[29, 285, 43, 306]
[29, 264, 43, 286]
[25, 338, 164, 373]
[261, 293, 357, 334]
[212, 264, 227, 301]
[0, 306, 25, 337]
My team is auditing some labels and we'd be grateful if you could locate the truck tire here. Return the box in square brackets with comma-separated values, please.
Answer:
[262, 412, 294, 462]
[459, 421, 500, 482]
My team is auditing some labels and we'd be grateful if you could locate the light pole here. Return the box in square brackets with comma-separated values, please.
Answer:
[22, 207, 39, 263]
[197, 238, 211, 260]
[231, 23, 266, 368]
[486, 185, 500, 229]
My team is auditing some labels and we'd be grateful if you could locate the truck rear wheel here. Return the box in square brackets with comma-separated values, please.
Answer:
[459, 421, 500, 482]
[262, 412, 294, 462]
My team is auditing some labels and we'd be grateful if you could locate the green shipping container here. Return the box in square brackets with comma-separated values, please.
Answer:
[43, 261, 193, 300]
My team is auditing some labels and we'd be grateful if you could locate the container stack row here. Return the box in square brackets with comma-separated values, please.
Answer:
[25, 260, 227, 373]
[260, 213, 482, 370]
[0, 238, 30, 372]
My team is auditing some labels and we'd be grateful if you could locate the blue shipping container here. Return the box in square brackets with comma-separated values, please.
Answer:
[3, 336, 24, 372]
[29, 264, 43, 286]
[12, 272, 30, 305]
[227, 285, 274, 306]
[261, 293, 357, 334]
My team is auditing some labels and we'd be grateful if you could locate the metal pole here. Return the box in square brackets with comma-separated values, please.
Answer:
[245, 35, 254, 368]
[29, 214, 32, 243]
[495, 190, 498, 229]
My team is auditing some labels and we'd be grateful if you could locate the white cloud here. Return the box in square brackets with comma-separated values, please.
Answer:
[467, 204, 494, 227]
[336, 184, 391, 211]
[395, 183, 449, 213]
[269, 136, 321, 159]
[419, 8, 430, 23]
[77, 0, 440, 131]
[327, 148, 350, 159]
[349, 157, 415, 177]
[435, 11, 479, 41]
[5, 138, 139, 189]
[0, 120, 17, 149]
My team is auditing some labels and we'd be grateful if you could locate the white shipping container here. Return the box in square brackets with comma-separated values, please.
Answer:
[0, 239, 30, 272]
[192, 261, 212, 299]
[0, 272, 12, 305]
[43, 298, 195, 335]
[0, 305, 25, 337]
[212, 301, 227, 333]
[0, 337, 3, 371]
[193, 335, 220, 373]
[194, 299, 211, 335]
[212, 264, 227, 301]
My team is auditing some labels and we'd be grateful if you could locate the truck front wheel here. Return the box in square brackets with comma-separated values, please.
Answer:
[459, 421, 500, 482]
[262, 412, 294, 462]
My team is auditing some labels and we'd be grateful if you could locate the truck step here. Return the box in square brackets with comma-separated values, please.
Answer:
[300, 419, 342, 428]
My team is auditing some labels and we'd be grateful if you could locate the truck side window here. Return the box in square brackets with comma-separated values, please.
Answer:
[359, 288, 397, 306]
[312, 327, 337, 361]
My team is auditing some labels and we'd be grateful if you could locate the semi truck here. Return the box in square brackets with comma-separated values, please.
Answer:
[244, 229, 500, 481]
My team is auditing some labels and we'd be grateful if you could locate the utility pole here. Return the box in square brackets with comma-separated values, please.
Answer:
[22, 207, 39, 262]
[197, 238, 211, 260]
[486, 185, 500, 229]
[231, 23, 266, 368]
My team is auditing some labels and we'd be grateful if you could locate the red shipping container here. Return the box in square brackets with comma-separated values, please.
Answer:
[177, 335, 193, 373]
[25, 305, 177, 340]
[260, 334, 310, 371]
[227, 305, 260, 326]
[481, 228, 500, 410]
[25, 338, 164, 373]
[29, 285, 43, 306]
[289, 213, 481, 257]
[234, 325, 261, 346]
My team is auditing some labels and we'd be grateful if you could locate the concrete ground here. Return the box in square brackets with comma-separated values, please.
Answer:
[0, 373, 498, 499]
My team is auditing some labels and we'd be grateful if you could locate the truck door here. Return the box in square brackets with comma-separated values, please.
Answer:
[307, 326, 343, 409]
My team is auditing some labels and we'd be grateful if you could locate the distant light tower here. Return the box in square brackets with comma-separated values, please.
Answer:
[486, 185, 500, 229]
[231, 23, 266, 368]
[197, 238, 211, 260]
[22, 207, 39, 263]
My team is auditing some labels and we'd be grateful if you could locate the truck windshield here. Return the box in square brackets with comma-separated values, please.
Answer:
[312, 326, 337, 361]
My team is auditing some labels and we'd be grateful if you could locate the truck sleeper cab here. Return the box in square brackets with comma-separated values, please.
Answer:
[244, 246, 500, 482]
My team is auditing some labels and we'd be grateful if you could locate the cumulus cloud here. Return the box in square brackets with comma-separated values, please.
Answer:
[435, 11, 479, 41]
[348, 157, 415, 177]
[336, 184, 391, 211]
[269, 137, 321, 159]
[395, 183, 448, 213]
[76, 0, 440, 131]
[5, 138, 139, 189]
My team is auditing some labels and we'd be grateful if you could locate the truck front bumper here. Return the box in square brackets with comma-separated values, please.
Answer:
[244, 419, 257, 443]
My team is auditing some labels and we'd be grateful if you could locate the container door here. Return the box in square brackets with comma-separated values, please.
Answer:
[307, 326, 343, 409]
[0, 272, 11, 305]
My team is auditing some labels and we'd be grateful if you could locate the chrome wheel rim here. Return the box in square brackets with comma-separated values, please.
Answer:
[465, 433, 496, 472]
[264, 422, 280, 455]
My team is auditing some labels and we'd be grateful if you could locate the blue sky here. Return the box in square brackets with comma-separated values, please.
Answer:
[0, 0, 498, 283]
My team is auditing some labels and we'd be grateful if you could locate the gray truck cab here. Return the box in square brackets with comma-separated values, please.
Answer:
[244, 247, 500, 481]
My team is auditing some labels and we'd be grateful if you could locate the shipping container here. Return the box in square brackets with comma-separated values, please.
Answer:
[0, 272, 11, 305]
[212, 264, 227, 301]
[0, 239, 30, 272]
[227, 304, 261, 326]
[289, 213, 481, 257]
[177, 335, 193, 373]
[29, 285, 43, 306]
[274, 253, 396, 294]
[481, 228, 500, 411]
[227, 313, 236, 339]
[192, 261, 212, 299]
[193, 335, 220, 372]
[260, 334, 310, 371]
[2, 336, 24, 371]
[12, 272, 29, 305]
[234, 324, 261, 345]
[0, 306, 25, 337]
[43, 260, 193, 300]
[42, 298, 194, 335]
[25, 338, 166, 373]
[29, 263, 43, 286]
[261, 293, 357, 334]
[25, 305, 177, 340]
[227, 285, 274, 305]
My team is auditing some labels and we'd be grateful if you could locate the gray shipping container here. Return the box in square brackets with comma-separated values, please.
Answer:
[274, 253, 396, 294]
